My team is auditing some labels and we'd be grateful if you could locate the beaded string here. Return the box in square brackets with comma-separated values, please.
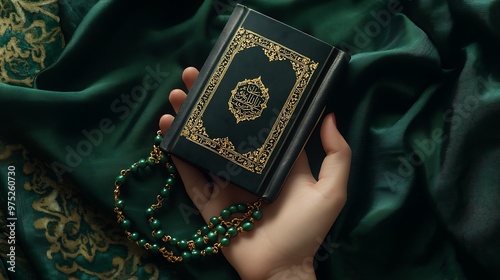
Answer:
[113, 130, 263, 262]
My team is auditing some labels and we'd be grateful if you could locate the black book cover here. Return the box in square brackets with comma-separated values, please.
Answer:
[161, 4, 350, 201]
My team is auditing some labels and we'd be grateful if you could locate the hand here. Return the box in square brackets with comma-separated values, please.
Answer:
[159, 67, 351, 280]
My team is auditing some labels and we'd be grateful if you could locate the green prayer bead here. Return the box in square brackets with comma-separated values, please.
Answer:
[150, 219, 161, 230]
[178, 240, 188, 249]
[220, 237, 230, 247]
[138, 239, 147, 247]
[207, 231, 217, 243]
[237, 204, 247, 212]
[251, 210, 263, 221]
[191, 249, 200, 259]
[201, 226, 210, 235]
[216, 225, 226, 235]
[204, 247, 213, 255]
[115, 199, 125, 210]
[220, 209, 231, 219]
[210, 216, 220, 226]
[241, 221, 254, 232]
[115, 175, 126, 185]
[170, 237, 178, 245]
[166, 177, 175, 188]
[154, 135, 163, 145]
[120, 219, 131, 230]
[229, 205, 238, 213]
[145, 207, 155, 217]
[150, 244, 159, 254]
[195, 237, 204, 248]
[155, 230, 164, 240]
[146, 208, 155, 217]
[167, 164, 176, 174]
[130, 164, 138, 173]
[182, 251, 191, 261]
[129, 232, 139, 242]
[160, 187, 170, 197]
[138, 159, 147, 168]
[147, 158, 155, 167]
[227, 227, 238, 237]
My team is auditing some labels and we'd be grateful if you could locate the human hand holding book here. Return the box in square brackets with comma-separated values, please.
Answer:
[159, 67, 351, 280]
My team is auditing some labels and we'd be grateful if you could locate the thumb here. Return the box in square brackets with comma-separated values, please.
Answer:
[316, 113, 351, 200]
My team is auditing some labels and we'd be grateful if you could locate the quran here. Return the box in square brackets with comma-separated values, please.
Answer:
[161, 4, 350, 201]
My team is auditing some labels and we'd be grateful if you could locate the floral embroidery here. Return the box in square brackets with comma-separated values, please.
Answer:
[0, 1, 161, 277]
[0, 142, 160, 278]
[0, 0, 64, 86]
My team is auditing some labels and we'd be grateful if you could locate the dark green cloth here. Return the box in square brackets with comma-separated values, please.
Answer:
[1, 0, 499, 279]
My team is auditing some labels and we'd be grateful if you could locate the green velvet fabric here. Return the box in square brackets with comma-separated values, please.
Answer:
[1, 0, 499, 279]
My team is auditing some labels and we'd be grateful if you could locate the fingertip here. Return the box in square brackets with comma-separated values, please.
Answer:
[169, 89, 187, 113]
[159, 114, 175, 135]
[325, 112, 337, 128]
[320, 113, 350, 157]
[169, 88, 187, 99]
[320, 113, 336, 138]
[317, 113, 351, 199]
[183, 66, 198, 73]
[182, 67, 199, 90]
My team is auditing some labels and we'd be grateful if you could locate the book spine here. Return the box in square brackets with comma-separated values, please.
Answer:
[262, 49, 350, 201]
[161, 5, 249, 153]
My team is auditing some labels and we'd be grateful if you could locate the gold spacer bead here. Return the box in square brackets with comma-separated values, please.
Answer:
[162, 235, 171, 242]
[187, 241, 195, 250]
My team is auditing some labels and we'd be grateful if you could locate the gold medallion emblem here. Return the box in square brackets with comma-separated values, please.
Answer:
[228, 76, 269, 123]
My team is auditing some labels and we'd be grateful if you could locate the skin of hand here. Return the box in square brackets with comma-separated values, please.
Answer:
[159, 67, 351, 280]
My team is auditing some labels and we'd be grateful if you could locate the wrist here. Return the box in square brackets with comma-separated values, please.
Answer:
[265, 263, 316, 280]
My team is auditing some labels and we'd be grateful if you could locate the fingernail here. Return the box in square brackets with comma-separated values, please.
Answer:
[331, 113, 337, 126]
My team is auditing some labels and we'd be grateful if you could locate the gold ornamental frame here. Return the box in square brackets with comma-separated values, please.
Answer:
[181, 27, 318, 174]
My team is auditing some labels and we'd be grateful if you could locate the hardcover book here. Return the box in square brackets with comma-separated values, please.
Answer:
[161, 4, 349, 201]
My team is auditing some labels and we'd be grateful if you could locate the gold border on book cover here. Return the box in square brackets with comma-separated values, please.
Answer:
[181, 27, 318, 174]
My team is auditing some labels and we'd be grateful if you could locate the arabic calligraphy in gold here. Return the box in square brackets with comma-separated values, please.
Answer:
[228, 76, 269, 123]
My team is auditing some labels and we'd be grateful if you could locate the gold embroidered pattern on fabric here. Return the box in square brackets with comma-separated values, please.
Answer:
[0, 0, 64, 86]
[181, 27, 318, 174]
[0, 143, 160, 278]
[0, 1, 163, 278]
